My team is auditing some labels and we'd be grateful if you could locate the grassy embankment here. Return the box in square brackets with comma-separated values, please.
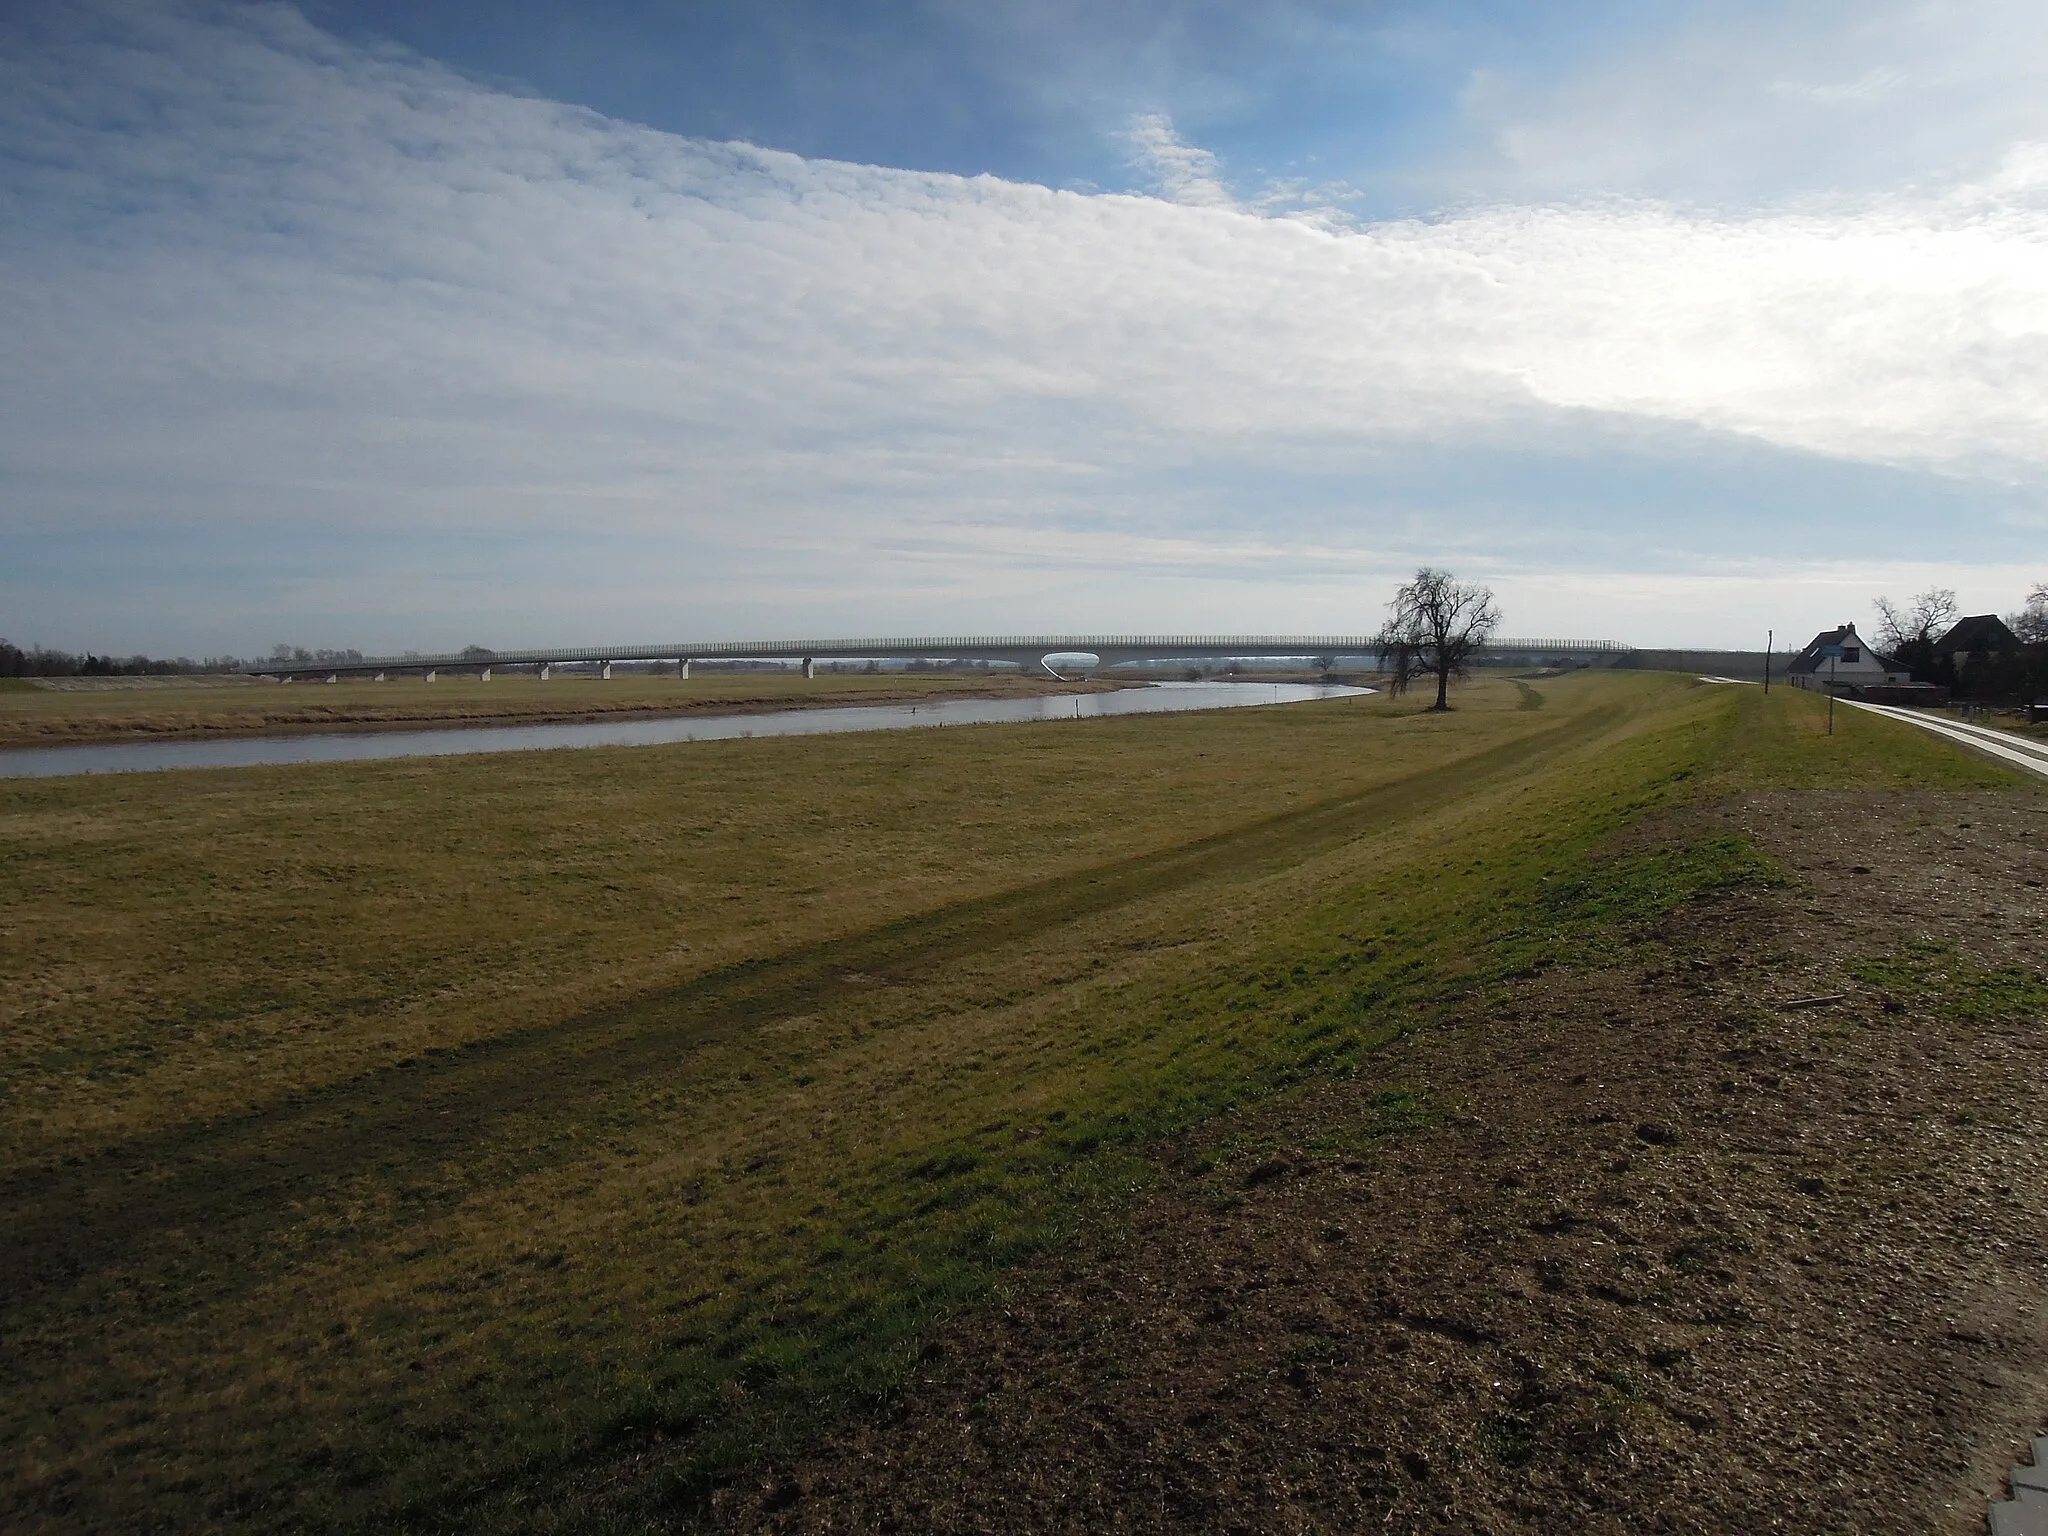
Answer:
[0, 671, 1118, 748]
[0, 673, 2016, 1533]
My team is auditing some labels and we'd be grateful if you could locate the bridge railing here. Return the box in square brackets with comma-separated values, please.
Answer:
[252, 635, 1633, 675]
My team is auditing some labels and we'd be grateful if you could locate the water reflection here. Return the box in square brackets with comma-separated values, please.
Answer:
[0, 682, 1370, 779]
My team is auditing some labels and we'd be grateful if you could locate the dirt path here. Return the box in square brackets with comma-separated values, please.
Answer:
[707, 789, 2048, 1533]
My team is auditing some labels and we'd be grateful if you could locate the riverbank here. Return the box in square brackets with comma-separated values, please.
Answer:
[0, 671, 1125, 748]
[0, 682, 1365, 778]
[6, 675, 2036, 1533]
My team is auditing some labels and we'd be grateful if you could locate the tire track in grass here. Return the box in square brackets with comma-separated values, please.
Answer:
[5, 704, 1627, 1302]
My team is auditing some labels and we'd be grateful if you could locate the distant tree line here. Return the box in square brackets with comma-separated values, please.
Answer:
[0, 638, 390, 677]
[0, 639, 250, 677]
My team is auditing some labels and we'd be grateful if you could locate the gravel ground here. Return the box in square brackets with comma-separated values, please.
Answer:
[705, 789, 2048, 1534]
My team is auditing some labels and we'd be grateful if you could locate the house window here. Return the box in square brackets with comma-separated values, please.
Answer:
[1842, 647, 1859, 662]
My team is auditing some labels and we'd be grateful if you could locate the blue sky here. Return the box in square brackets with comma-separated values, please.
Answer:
[3, 0, 2046, 654]
[303, 0, 1604, 213]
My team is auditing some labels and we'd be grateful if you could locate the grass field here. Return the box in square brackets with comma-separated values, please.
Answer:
[0, 670, 1117, 748]
[0, 673, 2017, 1532]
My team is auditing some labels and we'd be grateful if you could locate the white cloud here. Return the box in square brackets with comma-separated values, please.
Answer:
[1120, 110, 1365, 228]
[1417, 166, 2048, 471]
[1770, 67, 1907, 107]
[1456, 0, 2048, 204]
[1122, 109, 1237, 208]
[2, 1, 2045, 652]
[1486, 559, 2048, 653]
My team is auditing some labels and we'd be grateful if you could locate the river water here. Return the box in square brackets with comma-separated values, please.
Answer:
[0, 682, 1370, 780]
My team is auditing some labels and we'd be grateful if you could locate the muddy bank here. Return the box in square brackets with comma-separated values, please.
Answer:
[709, 789, 2048, 1534]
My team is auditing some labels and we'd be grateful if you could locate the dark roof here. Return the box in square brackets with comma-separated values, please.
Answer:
[1935, 614, 2020, 655]
[1787, 623, 1866, 676]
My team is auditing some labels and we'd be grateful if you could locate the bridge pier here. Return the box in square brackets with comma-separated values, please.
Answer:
[326, 674, 338, 684]
[480, 667, 491, 682]
[373, 672, 385, 682]
[246, 636, 1629, 687]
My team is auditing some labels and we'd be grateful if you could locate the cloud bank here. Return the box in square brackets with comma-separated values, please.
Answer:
[1457, 0, 2048, 206]
[2, 1, 2044, 650]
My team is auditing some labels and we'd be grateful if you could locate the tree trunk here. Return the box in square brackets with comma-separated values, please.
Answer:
[1434, 662, 1450, 711]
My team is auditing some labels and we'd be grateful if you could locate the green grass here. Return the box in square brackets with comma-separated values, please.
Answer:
[1303, 1088, 1446, 1158]
[1845, 941, 2048, 1020]
[1702, 682, 2017, 790]
[1499, 834, 1787, 971]
[0, 672, 2026, 1532]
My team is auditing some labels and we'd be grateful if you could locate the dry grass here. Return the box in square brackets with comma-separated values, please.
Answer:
[2, 678, 1548, 1167]
[0, 674, 2015, 1533]
[0, 670, 1115, 747]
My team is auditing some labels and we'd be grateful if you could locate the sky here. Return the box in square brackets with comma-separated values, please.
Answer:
[3, 0, 2046, 655]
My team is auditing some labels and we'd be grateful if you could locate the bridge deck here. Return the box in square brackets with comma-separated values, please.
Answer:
[255, 635, 1631, 677]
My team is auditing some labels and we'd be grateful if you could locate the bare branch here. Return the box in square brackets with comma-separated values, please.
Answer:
[1873, 588, 1960, 654]
[2012, 579, 2048, 644]
[1871, 596, 1908, 654]
[1374, 567, 1501, 711]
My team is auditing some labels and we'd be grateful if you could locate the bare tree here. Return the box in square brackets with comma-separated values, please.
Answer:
[1375, 567, 1502, 711]
[1871, 588, 1959, 654]
[2010, 580, 2048, 644]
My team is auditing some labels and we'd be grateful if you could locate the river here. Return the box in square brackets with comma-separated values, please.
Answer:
[0, 681, 1370, 779]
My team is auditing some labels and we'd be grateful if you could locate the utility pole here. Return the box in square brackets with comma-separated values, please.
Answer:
[1827, 652, 1837, 735]
[1763, 629, 1772, 695]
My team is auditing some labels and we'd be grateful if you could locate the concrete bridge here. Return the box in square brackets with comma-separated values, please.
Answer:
[253, 634, 1633, 682]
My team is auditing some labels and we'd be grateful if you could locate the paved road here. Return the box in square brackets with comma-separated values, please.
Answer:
[1992, 1438, 2048, 1534]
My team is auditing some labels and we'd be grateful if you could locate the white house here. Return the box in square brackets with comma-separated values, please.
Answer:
[1784, 622, 1908, 693]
